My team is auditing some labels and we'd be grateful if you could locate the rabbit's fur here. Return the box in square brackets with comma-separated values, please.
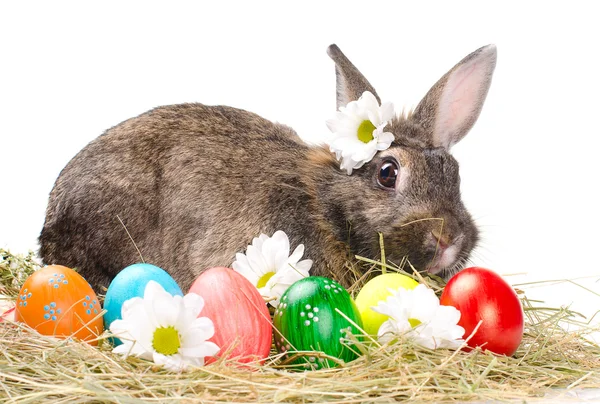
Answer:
[39, 44, 497, 292]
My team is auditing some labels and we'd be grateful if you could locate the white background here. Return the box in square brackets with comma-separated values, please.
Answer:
[1, 2, 599, 325]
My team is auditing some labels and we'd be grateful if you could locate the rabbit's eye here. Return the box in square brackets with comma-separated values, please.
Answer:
[378, 160, 399, 189]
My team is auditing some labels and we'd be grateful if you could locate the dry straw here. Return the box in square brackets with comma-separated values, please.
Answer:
[1, 248, 600, 403]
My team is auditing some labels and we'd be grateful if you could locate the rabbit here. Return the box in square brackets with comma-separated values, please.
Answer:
[39, 44, 497, 292]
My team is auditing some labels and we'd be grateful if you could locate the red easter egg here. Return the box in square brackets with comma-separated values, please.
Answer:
[189, 267, 272, 364]
[440, 267, 524, 356]
[15, 265, 104, 345]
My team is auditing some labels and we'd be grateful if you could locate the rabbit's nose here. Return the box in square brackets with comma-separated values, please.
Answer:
[431, 229, 451, 250]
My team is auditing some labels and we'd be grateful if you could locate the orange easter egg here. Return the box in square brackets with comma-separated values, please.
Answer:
[14, 265, 104, 345]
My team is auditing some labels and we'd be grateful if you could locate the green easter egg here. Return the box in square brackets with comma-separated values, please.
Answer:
[355, 273, 419, 336]
[273, 276, 363, 370]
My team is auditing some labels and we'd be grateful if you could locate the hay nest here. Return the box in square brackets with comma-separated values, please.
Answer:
[1, 249, 599, 403]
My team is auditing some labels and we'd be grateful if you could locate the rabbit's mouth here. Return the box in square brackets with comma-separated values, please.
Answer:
[426, 251, 456, 274]
[425, 236, 463, 275]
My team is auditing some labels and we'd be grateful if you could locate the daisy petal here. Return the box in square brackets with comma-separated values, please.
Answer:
[154, 352, 187, 372]
[184, 317, 216, 342]
[380, 102, 395, 122]
[152, 293, 179, 327]
[182, 292, 204, 316]
[293, 259, 313, 275]
[376, 132, 395, 150]
[360, 91, 380, 111]
[232, 254, 260, 285]
[367, 110, 381, 127]
[179, 341, 220, 358]
[287, 244, 305, 266]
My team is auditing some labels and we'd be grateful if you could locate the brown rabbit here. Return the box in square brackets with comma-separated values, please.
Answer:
[39, 44, 497, 292]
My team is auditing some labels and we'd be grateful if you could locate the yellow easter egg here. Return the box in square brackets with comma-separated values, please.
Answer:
[355, 273, 419, 336]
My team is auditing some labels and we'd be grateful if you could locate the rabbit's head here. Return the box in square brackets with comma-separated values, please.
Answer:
[322, 44, 496, 279]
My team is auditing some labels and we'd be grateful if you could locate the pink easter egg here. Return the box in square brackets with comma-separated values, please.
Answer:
[189, 267, 272, 364]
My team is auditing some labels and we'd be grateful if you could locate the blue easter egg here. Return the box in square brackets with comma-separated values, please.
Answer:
[104, 263, 182, 341]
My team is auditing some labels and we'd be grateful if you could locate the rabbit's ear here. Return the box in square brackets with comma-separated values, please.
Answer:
[412, 44, 497, 149]
[327, 44, 381, 109]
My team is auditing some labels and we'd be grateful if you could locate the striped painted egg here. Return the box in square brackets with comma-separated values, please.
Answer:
[273, 276, 363, 370]
[189, 267, 272, 364]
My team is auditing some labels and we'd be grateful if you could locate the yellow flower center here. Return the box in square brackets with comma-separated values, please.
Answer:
[357, 120, 376, 143]
[257, 271, 276, 288]
[409, 318, 422, 328]
[152, 326, 180, 356]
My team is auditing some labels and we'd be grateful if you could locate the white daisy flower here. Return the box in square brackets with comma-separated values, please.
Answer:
[232, 230, 312, 307]
[373, 284, 465, 350]
[109, 280, 220, 372]
[326, 91, 395, 175]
